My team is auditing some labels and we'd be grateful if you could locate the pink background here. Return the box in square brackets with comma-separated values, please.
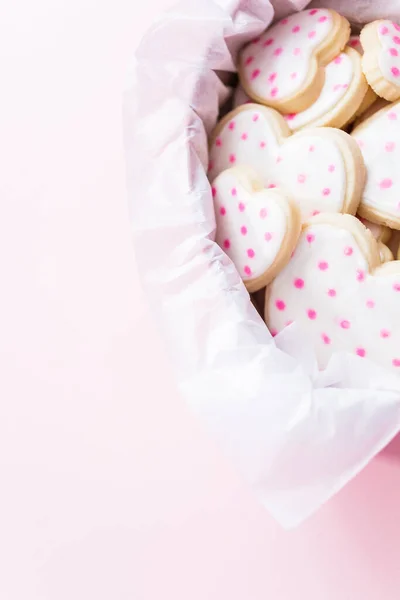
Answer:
[1, 0, 400, 597]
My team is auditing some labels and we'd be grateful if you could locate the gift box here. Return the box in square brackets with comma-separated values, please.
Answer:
[124, 0, 400, 527]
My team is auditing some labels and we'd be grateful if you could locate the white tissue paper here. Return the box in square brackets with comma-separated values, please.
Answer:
[124, 0, 400, 528]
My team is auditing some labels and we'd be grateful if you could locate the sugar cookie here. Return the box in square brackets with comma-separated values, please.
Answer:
[360, 20, 400, 101]
[378, 242, 394, 263]
[352, 99, 400, 229]
[265, 213, 400, 373]
[348, 35, 378, 117]
[357, 216, 392, 244]
[351, 97, 389, 129]
[209, 104, 365, 221]
[212, 166, 301, 292]
[238, 8, 350, 114]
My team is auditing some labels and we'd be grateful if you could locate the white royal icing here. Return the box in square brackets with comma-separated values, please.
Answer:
[212, 169, 288, 281]
[376, 21, 400, 86]
[267, 221, 400, 373]
[240, 8, 334, 102]
[284, 51, 354, 130]
[209, 106, 347, 220]
[352, 101, 400, 223]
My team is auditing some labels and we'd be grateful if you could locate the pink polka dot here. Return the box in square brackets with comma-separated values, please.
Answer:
[241, 132, 248, 140]
[267, 183, 276, 189]
[385, 141, 396, 152]
[268, 72, 277, 83]
[265, 232, 272, 241]
[251, 37, 260, 44]
[388, 111, 397, 120]
[328, 288, 336, 297]
[264, 38, 274, 47]
[290, 72, 297, 79]
[219, 206, 226, 216]
[306, 233, 315, 243]
[292, 25, 300, 33]
[312, 210, 320, 216]
[260, 208, 267, 219]
[391, 66, 400, 77]
[393, 282, 400, 291]
[294, 278, 304, 289]
[260, 141, 266, 148]
[297, 174, 306, 183]
[215, 137, 222, 147]
[318, 261, 329, 271]
[380, 26, 389, 35]
[240, 225, 247, 235]
[285, 113, 297, 121]
[350, 39, 360, 47]
[212, 187, 217, 198]
[393, 35, 400, 44]
[273, 47, 283, 56]
[322, 188, 331, 196]
[223, 239, 230, 249]
[276, 299, 286, 311]
[393, 358, 400, 367]
[308, 31, 316, 39]
[247, 249, 255, 258]
[208, 160, 214, 172]
[328, 164, 335, 172]
[244, 265, 252, 276]
[318, 15, 328, 23]
[245, 56, 254, 66]
[309, 9, 318, 15]
[238, 202, 245, 212]
[366, 299, 375, 308]
[231, 187, 237, 196]
[309, 145, 315, 152]
[356, 269, 365, 282]
[307, 309, 317, 320]
[356, 347, 366, 358]
[280, 18, 288, 25]
[252, 113, 259, 122]
[229, 154, 236, 164]
[251, 69, 261, 80]
[380, 178, 393, 189]
[270, 328, 278, 337]
[334, 55, 342, 64]
[340, 319, 350, 329]
[344, 246, 353, 256]
[390, 47, 399, 56]
[293, 47, 301, 56]
[270, 87, 278, 97]
[228, 121, 235, 130]
[321, 333, 331, 345]
[381, 329, 391, 338]
[276, 155, 282, 163]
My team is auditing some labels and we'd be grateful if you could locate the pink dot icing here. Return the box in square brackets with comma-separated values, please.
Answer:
[321, 333, 331, 345]
[247, 249, 255, 258]
[318, 16, 328, 23]
[381, 26, 389, 35]
[356, 269, 365, 282]
[245, 56, 254, 66]
[308, 31, 316, 39]
[220, 206, 226, 216]
[260, 141, 266, 148]
[366, 299, 375, 308]
[297, 174, 306, 183]
[328, 164, 335, 172]
[215, 138, 222, 147]
[290, 72, 297, 79]
[292, 25, 300, 33]
[388, 111, 397, 120]
[293, 47, 301, 56]
[381, 329, 391, 338]
[391, 66, 400, 77]
[393, 282, 400, 291]
[309, 145, 315, 152]
[265, 232, 272, 241]
[356, 348, 366, 358]
[231, 187, 237, 196]
[241, 133, 248, 140]
[309, 9, 318, 15]
[264, 38, 274, 46]
[340, 320, 350, 329]
[306, 233, 315, 244]
[280, 18, 288, 25]
[328, 288, 336, 297]
[393, 35, 400, 44]
[270, 87, 279, 97]
[240, 225, 247, 235]
[393, 358, 400, 367]
[252, 113, 259, 122]
[229, 154, 236, 164]
[251, 69, 261, 80]
[294, 278, 304, 289]
[380, 178, 393, 189]
[212, 187, 217, 198]
[260, 208, 267, 219]
[318, 261, 329, 271]
[276, 299, 286, 311]
[273, 47, 283, 56]
[223, 239, 230, 249]
[238, 202, 245, 212]
[228, 121, 235, 130]
[268, 72, 277, 83]
[307, 309, 317, 320]
[344, 246, 353, 256]
[334, 55, 342, 64]
[322, 188, 331, 196]
[244, 266, 252, 276]
[390, 47, 399, 56]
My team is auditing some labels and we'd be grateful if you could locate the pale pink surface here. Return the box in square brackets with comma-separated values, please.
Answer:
[1, 1, 400, 599]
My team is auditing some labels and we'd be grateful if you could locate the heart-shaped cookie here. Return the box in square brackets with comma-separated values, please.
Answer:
[209, 104, 365, 221]
[360, 20, 400, 102]
[265, 213, 400, 374]
[212, 166, 301, 292]
[352, 99, 400, 229]
[239, 8, 350, 113]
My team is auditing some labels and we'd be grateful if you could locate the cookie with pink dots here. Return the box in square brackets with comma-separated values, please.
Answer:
[212, 166, 301, 292]
[347, 35, 377, 119]
[209, 104, 365, 221]
[265, 213, 400, 374]
[238, 8, 350, 114]
[352, 99, 400, 229]
[360, 20, 400, 101]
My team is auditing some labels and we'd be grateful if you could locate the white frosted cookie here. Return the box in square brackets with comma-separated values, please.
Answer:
[212, 167, 301, 292]
[360, 20, 400, 101]
[352, 99, 400, 229]
[351, 97, 389, 129]
[209, 104, 365, 221]
[265, 213, 400, 373]
[347, 35, 378, 117]
[238, 8, 350, 114]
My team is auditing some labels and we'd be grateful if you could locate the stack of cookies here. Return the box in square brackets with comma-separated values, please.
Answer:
[208, 8, 400, 374]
